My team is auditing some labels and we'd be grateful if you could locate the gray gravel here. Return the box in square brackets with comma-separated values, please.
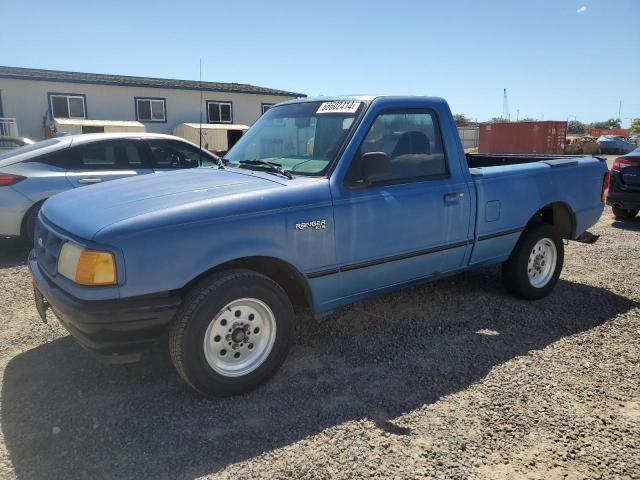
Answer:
[0, 206, 638, 480]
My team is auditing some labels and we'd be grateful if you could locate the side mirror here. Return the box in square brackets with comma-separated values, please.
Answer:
[360, 151, 391, 184]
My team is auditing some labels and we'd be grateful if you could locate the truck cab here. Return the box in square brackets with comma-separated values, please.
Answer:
[30, 96, 609, 397]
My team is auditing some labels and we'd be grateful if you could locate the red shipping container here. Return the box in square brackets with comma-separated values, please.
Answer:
[589, 128, 630, 138]
[478, 121, 567, 154]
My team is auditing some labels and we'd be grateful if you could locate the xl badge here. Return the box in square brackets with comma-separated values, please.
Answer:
[295, 219, 326, 231]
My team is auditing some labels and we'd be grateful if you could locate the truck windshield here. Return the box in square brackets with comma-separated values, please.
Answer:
[224, 100, 364, 175]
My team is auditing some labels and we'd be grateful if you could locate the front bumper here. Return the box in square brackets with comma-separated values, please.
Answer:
[29, 252, 181, 363]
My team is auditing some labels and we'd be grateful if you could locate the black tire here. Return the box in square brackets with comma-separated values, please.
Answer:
[612, 206, 638, 220]
[502, 223, 564, 300]
[169, 269, 294, 397]
[22, 201, 44, 244]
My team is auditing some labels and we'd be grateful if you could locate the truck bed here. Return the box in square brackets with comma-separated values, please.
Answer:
[466, 153, 602, 169]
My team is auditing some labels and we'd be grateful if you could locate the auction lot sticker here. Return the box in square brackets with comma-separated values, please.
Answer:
[316, 101, 361, 114]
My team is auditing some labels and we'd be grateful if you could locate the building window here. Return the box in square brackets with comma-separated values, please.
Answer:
[135, 97, 166, 122]
[49, 93, 86, 119]
[207, 101, 233, 123]
[261, 103, 274, 115]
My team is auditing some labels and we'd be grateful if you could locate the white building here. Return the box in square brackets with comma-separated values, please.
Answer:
[0, 66, 304, 150]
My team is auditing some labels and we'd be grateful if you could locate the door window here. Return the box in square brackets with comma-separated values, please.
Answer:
[348, 110, 448, 185]
[147, 139, 209, 168]
[76, 141, 144, 170]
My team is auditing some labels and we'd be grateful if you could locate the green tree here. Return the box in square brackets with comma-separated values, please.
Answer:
[608, 118, 622, 128]
[631, 118, 640, 133]
[454, 114, 472, 127]
[488, 117, 508, 123]
[588, 118, 622, 131]
[567, 120, 587, 135]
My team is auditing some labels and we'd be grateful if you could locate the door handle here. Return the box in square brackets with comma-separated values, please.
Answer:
[78, 177, 102, 184]
[444, 192, 464, 204]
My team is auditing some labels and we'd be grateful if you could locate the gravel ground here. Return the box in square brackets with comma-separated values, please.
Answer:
[0, 205, 638, 479]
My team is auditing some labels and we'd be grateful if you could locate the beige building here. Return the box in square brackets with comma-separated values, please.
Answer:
[0, 66, 304, 150]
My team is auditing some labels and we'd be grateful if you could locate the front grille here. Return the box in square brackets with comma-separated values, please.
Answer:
[34, 218, 64, 276]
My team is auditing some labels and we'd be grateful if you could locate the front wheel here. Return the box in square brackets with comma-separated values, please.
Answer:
[502, 223, 564, 300]
[169, 269, 294, 397]
[612, 206, 639, 220]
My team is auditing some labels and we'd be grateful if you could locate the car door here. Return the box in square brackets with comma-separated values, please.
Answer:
[145, 139, 213, 171]
[65, 139, 153, 187]
[331, 107, 472, 297]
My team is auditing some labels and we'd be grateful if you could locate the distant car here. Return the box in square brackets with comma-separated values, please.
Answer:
[0, 136, 34, 153]
[597, 135, 636, 155]
[607, 147, 640, 219]
[0, 133, 220, 241]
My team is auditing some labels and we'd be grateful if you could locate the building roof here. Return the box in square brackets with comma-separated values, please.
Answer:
[0, 66, 305, 98]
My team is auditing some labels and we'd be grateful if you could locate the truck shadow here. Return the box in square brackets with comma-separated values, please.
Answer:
[2, 271, 638, 479]
[611, 217, 640, 232]
[0, 238, 30, 269]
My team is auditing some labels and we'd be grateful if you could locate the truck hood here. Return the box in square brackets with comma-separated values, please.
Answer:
[41, 168, 287, 240]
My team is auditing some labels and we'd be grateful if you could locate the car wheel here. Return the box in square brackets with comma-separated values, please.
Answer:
[612, 206, 639, 220]
[169, 269, 294, 397]
[502, 223, 564, 300]
[22, 201, 45, 244]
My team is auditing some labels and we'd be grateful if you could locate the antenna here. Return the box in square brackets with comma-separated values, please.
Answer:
[502, 88, 510, 122]
[618, 100, 622, 121]
[199, 58, 203, 165]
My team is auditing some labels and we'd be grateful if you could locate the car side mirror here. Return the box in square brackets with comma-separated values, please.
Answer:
[360, 151, 391, 184]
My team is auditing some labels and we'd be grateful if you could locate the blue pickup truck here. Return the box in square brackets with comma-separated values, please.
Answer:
[30, 96, 609, 396]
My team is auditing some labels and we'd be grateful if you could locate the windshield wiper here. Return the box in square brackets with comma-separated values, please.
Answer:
[238, 160, 293, 179]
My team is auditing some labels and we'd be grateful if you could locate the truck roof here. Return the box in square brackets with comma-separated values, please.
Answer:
[277, 95, 447, 106]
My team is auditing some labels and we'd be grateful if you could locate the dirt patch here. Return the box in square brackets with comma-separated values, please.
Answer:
[0, 209, 638, 479]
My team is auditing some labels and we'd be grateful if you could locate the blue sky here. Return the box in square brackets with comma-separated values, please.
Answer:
[1, 0, 639, 125]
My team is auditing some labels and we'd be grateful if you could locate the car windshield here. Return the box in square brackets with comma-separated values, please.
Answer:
[224, 100, 364, 175]
[0, 138, 62, 160]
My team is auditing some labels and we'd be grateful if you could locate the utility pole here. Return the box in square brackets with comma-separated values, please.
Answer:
[502, 88, 510, 121]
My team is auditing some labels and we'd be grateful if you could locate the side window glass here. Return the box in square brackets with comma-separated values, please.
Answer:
[349, 110, 448, 184]
[147, 140, 202, 169]
[77, 141, 144, 170]
[39, 150, 73, 169]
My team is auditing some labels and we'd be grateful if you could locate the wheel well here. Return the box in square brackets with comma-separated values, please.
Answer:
[528, 202, 574, 239]
[180, 256, 312, 308]
[20, 199, 46, 241]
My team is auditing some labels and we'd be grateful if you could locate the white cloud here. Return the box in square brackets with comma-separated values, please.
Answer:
[577, 6, 587, 13]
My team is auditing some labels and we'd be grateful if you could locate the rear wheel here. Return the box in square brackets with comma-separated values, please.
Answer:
[169, 269, 294, 397]
[612, 206, 638, 220]
[502, 223, 564, 300]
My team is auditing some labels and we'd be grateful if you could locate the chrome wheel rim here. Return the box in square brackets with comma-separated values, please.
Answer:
[203, 298, 276, 377]
[527, 238, 557, 288]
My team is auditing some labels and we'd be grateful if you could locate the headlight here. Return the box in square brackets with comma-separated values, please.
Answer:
[57, 242, 117, 286]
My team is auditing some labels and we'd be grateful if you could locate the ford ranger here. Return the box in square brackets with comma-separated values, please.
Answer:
[29, 96, 609, 397]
